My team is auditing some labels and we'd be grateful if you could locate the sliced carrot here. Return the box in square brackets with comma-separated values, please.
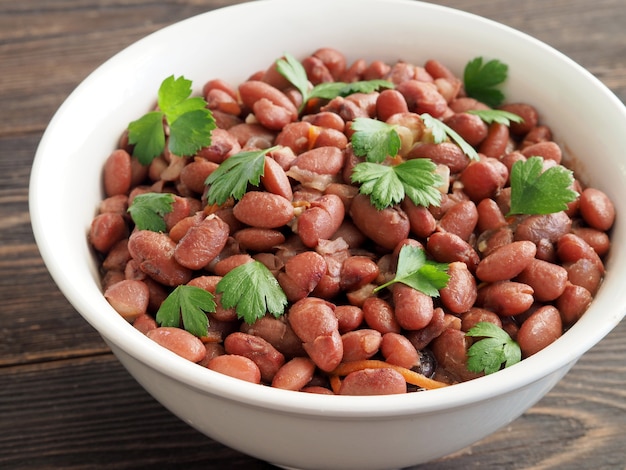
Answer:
[330, 360, 449, 390]
[329, 374, 342, 394]
[307, 124, 322, 149]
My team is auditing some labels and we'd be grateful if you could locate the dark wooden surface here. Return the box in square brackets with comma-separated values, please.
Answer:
[1, 1, 625, 468]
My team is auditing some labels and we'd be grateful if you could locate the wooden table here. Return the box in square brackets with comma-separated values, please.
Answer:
[2, 1, 625, 468]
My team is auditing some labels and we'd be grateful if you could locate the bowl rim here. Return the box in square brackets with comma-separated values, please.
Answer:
[30, 0, 626, 418]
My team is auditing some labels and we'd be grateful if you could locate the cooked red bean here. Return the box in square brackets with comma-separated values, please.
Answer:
[517, 305, 562, 357]
[207, 354, 262, 384]
[339, 368, 407, 396]
[92, 51, 612, 394]
[146, 327, 206, 363]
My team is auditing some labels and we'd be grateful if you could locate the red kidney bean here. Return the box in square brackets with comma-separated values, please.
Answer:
[459, 157, 508, 202]
[179, 159, 218, 195]
[478, 122, 510, 158]
[89, 213, 128, 253]
[271, 357, 317, 391]
[438, 199, 478, 241]
[132, 313, 158, 335]
[213, 253, 254, 276]
[556, 233, 604, 274]
[312, 47, 346, 81]
[579, 188, 615, 231]
[499, 103, 538, 136]
[261, 155, 293, 200]
[102, 239, 131, 272]
[516, 258, 568, 302]
[556, 283, 593, 326]
[99, 194, 129, 216]
[278, 251, 327, 302]
[103, 149, 132, 197]
[362, 296, 401, 334]
[174, 214, 230, 270]
[514, 211, 572, 244]
[313, 127, 349, 150]
[207, 354, 261, 384]
[302, 55, 334, 85]
[252, 98, 295, 131]
[571, 226, 610, 257]
[476, 198, 507, 233]
[288, 297, 343, 372]
[405, 307, 446, 351]
[339, 256, 379, 292]
[396, 80, 448, 117]
[476, 281, 534, 316]
[349, 194, 410, 250]
[381, 332, 420, 369]
[242, 315, 305, 358]
[223, 332, 285, 383]
[187, 275, 237, 322]
[564, 258, 603, 295]
[460, 307, 502, 332]
[426, 231, 480, 273]
[443, 113, 488, 147]
[520, 141, 562, 164]
[392, 283, 434, 330]
[104, 279, 149, 321]
[431, 328, 480, 382]
[339, 368, 407, 396]
[400, 198, 437, 238]
[233, 191, 294, 229]
[475, 240, 537, 283]
[239, 80, 298, 120]
[407, 142, 468, 174]
[234, 227, 286, 252]
[146, 327, 206, 363]
[341, 329, 382, 362]
[296, 194, 345, 247]
[449, 97, 490, 113]
[476, 226, 515, 257]
[290, 146, 345, 176]
[128, 230, 192, 287]
[440, 261, 477, 314]
[517, 305, 562, 357]
[376, 89, 409, 122]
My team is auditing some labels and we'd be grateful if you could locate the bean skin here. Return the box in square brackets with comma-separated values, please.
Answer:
[104, 279, 149, 321]
[296, 194, 345, 247]
[426, 231, 480, 273]
[579, 188, 615, 231]
[460, 307, 502, 332]
[207, 354, 262, 384]
[278, 251, 327, 302]
[476, 281, 534, 316]
[571, 226, 611, 257]
[517, 305, 562, 357]
[438, 199, 478, 241]
[341, 329, 382, 362]
[174, 214, 230, 270]
[179, 159, 218, 195]
[401, 198, 437, 238]
[556, 283, 593, 326]
[443, 113, 488, 147]
[516, 258, 568, 302]
[392, 283, 434, 330]
[520, 141, 562, 164]
[514, 211, 572, 244]
[405, 307, 446, 351]
[334, 305, 364, 333]
[234, 227, 286, 252]
[223, 332, 285, 383]
[103, 149, 132, 197]
[232, 191, 294, 229]
[478, 122, 510, 158]
[381, 332, 420, 369]
[407, 142, 468, 174]
[290, 146, 345, 176]
[261, 156, 293, 200]
[362, 296, 401, 334]
[396, 80, 448, 118]
[459, 157, 507, 202]
[128, 230, 192, 287]
[376, 89, 409, 122]
[339, 368, 407, 396]
[271, 357, 317, 391]
[349, 194, 410, 250]
[132, 313, 158, 335]
[564, 258, 603, 295]
[238, 80, 298, 121]
[499, 103, 538, 136]
[241, 315, 305, 358]
[475, 240, 537, 283]
[440, 261, 477, 314]
[89, 213, 128, 253]
[556, 233, 604, 274]
[339, 256, 380, 292]
[476, 198, 507, 233]
[146, 327, 206, 363]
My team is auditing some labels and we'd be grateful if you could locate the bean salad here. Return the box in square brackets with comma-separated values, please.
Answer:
[90, 48, 614, 395]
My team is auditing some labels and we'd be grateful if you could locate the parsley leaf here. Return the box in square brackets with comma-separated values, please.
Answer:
[128, 75, 216, 165]
[421, 113, 479, 161]
[216, 261, 288, 325]
[463, 57, 509, 108]
[155, 285, 216, 337]
[466, 322, 521, 374]
[467, 109, 524, 126]
[508, 156, 578, 216]
[205, 146, 278, 206]
[127, 192, 175, 232]
[373, 245, 449, 297]
[351, 159, 443, 210]
[351, 118, 402, 163]
[276, 53, 393, 112]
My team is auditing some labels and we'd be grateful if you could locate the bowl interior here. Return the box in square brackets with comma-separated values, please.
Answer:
[30, 0, 626, 416]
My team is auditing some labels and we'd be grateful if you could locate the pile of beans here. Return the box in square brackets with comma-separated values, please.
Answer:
[90, 47, 614, 395]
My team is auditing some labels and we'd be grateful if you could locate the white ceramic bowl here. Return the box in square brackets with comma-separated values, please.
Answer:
[30, 0, 626, 469]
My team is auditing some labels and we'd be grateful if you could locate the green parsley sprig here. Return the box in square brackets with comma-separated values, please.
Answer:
[128, 75, 216, 165]
[373, 245, 450, 297]
[350, 117, 402, 163]
[127, 192, 175, 232]
[156, 285, 216, 337]
[276, 53, 394, 113]
[463, 57, 509, 108]
[467, 109, 524, 126]
[205, 146, 278, 206]
[466, 322, 521, 375]
[421, 113, 479, 161]
[508, 156, 578, 216]
[216, 261, 288, 324]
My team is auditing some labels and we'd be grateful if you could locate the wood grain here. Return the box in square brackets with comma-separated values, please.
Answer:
[1, 0, 624, 468]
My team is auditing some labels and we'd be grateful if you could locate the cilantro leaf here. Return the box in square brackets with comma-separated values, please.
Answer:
[155, 285, 216, 337]
[127, 192, 175, 232]
[216, 261, 288, 324]
[351, 117, 402, 163]
[508, 156, 578, 216]
[351, 159, 443, 210]
[466, 322, 521, 374]
[464, 57, 509, 108]
[127, 75, 216, 165]
[276, 53, 393, 112]
[205, 146, 278, 205]
[421, 113, 479, 161]
[373, 245, 449, 297]
[467, 109, 524, 126]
